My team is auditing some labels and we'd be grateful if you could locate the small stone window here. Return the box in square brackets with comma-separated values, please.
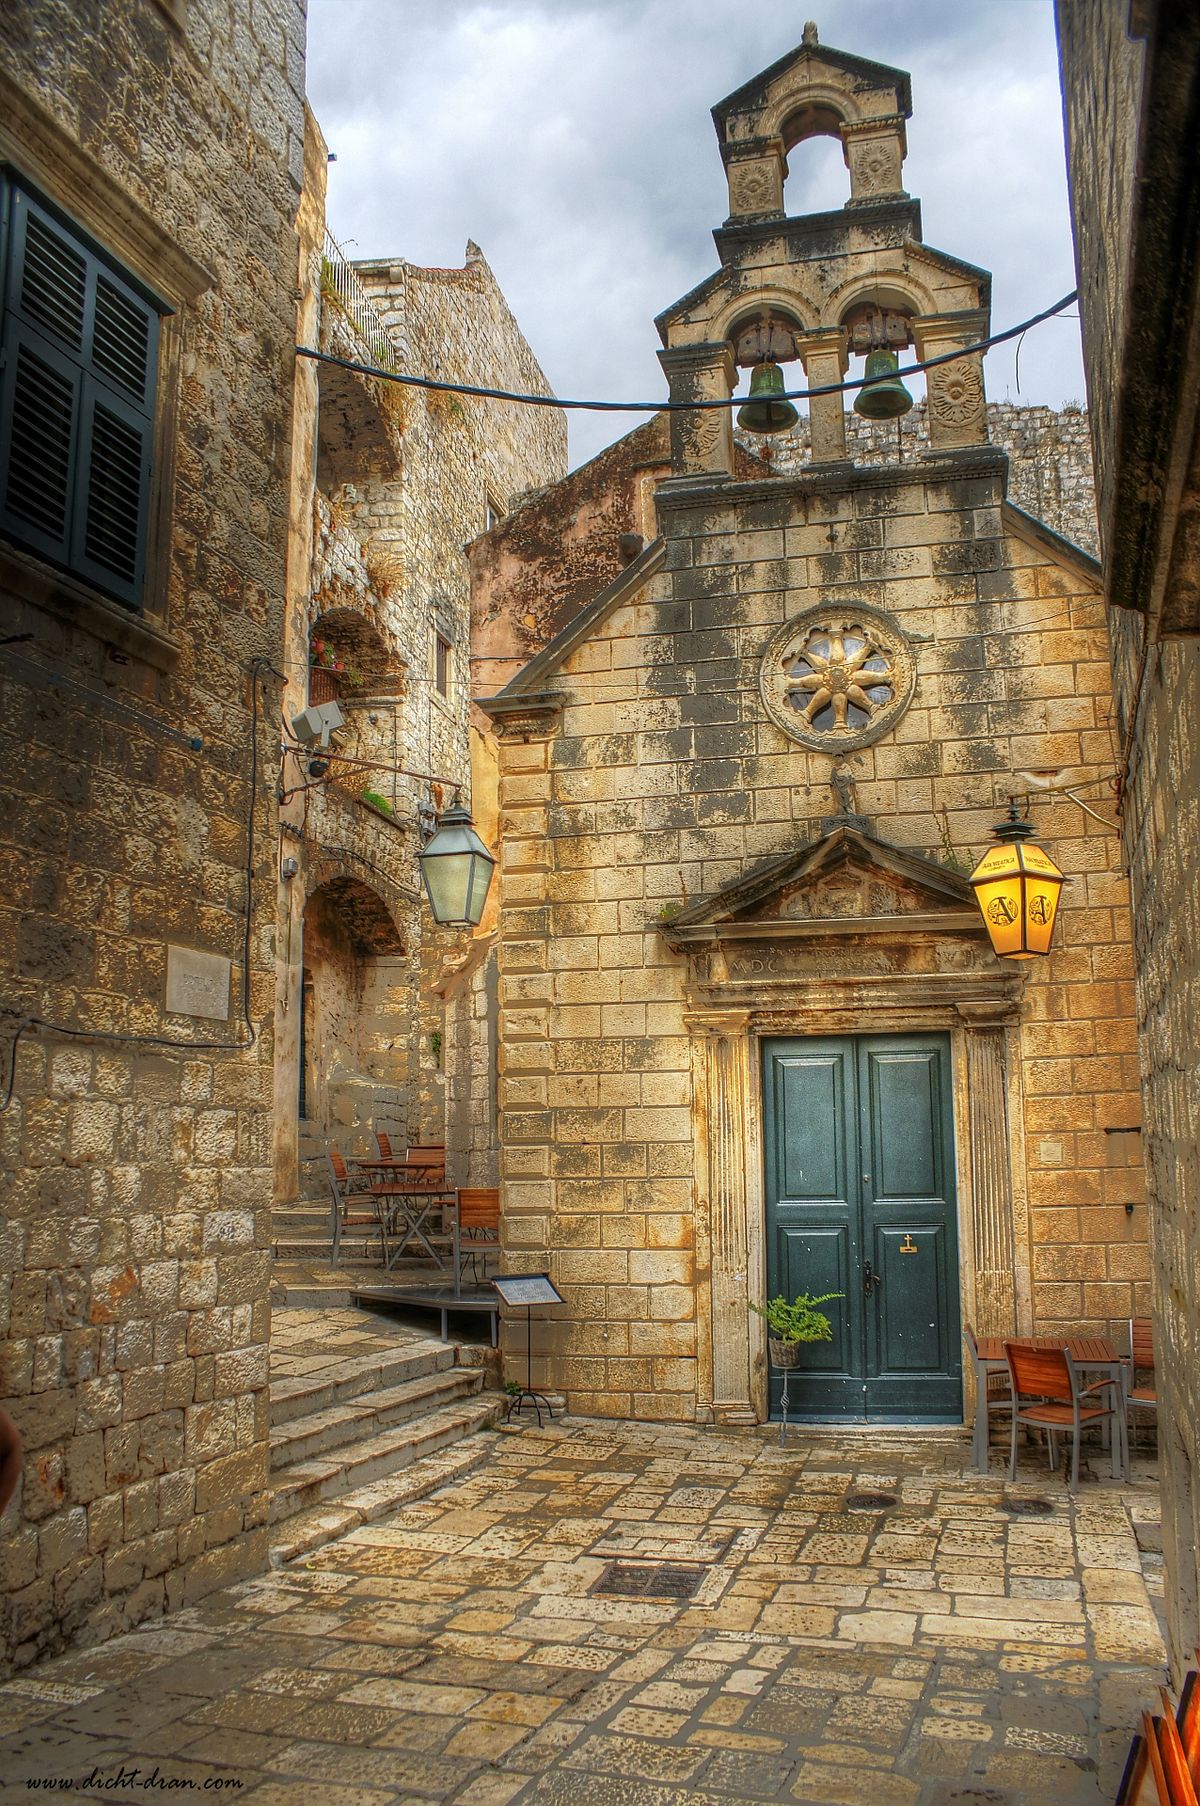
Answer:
[760, 602, 916, 750]
[434, 631, 451, 699]
[484, 492, 504, 533]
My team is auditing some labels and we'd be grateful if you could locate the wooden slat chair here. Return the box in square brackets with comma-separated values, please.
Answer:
[374, 1129, 402, 1163]
[966, 1321, 1012, 1464]
[1116, 1659, 1200, 1804]
[1140, 1700, 1200, 1806]
[326, 1149, 389, 1266]
[1127, 1316, 1158, 1448]
[1004, 1339, 1122, 1492]
[450, 1187, 500, 1295]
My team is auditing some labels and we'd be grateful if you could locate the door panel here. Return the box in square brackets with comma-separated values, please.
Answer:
[762, 1033, 962, 1422]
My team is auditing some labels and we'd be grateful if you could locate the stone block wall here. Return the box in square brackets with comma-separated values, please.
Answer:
[0, 0, 305, 1669]
[1057, 0, 1200, 1677]
[273, 222, 566, 1196]
[490, 456, 1147, 1419]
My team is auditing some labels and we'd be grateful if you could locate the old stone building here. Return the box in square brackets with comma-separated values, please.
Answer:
[1057, 0, 1200, 1677]
[0, 0, 307, 1668]
[475, 34, 1149, 1427]
[272, 117, 565, 1207]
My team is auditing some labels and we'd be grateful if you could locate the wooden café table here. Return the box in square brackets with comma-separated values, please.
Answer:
[971, 1332, 1126, 1478]
[349, 1155, 452, 1270]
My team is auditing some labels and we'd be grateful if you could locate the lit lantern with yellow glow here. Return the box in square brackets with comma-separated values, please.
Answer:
[968, 803, 1067, 959]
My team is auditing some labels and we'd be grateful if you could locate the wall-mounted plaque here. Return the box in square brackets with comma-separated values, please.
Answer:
[492, 1272, 563, 1307]
[166, 945, 231, 1021]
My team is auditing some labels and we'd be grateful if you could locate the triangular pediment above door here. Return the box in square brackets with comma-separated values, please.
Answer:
[661, 823, 983, 946]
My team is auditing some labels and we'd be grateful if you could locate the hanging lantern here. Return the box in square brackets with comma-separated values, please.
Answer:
[736, 361, 800, 435]
[853, 348, 914, 420]
[417, 800, 496, 927]
[968, 802, 1067, 959]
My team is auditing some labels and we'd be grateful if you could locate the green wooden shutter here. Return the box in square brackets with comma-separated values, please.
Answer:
[0, 181, 159, 608]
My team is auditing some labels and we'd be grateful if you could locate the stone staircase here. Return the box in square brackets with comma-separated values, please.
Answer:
[266, 1316, 505, 1567]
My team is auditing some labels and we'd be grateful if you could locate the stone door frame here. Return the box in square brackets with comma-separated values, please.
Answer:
[688, 990, 1031, 1427]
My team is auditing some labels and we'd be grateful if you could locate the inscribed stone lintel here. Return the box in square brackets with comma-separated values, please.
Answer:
[684, 1008, 752, 1038]
[166, 945, 231, 1021]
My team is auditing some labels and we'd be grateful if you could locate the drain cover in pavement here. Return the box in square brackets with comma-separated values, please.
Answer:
[1004, 1495, 1055, 1516]
[844, 1491, 897, 1511]
[593, 1561, 707, 1600]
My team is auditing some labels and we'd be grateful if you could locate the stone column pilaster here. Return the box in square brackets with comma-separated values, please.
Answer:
[723, 138, 785, 220]
[688, 1008, 755, 1425]
[965, 1022, 1018, 1336]
[914, 311, 989, 450]
[799, 328, 850, 464]
[840, 116, 908, 204]
[658, 342, 736, 479]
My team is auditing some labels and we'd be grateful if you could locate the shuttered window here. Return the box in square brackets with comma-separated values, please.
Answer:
[0, 179, 163, 609]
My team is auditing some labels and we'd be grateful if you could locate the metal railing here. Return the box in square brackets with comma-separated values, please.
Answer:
[320, 227, 398, 370]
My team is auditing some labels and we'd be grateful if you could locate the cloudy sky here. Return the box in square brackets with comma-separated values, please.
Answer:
[305, 0, 1084, 470]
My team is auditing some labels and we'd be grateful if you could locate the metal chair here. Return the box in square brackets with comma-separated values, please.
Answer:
[1127, 1315, 1158, 1448]
[1004, 1339, 1124, 1492]
[326, 1149, 390, 1266]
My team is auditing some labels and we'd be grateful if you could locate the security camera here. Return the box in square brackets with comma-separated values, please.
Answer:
[290, 700, 346, 748]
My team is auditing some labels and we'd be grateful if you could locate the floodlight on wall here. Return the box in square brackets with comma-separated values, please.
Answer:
[968, 800, 1067, 959]
[417, 799, 496, 928]
[290, 700, 346, 748]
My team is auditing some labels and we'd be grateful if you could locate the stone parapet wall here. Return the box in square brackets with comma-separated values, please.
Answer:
[743, 402, 1099, 559]
[0, 0, 306, 1668]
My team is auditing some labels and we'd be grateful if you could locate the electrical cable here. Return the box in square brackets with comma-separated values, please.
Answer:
[0, 659, 273, 1110]
[295, 290, 1079, 414]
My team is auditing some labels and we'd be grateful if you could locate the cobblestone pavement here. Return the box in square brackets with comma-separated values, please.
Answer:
[0, 1418, 1165, 1805]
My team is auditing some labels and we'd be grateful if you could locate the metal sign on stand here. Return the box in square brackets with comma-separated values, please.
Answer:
[491, 1272, 564, 1425]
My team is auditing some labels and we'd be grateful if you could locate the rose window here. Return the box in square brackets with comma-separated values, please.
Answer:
[760, 604, 916, 750]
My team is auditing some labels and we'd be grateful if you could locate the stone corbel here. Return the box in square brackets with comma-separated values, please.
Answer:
[658, 342, 736, 479]
[476, 690, 564, 741]
[798, 327, 850, 464]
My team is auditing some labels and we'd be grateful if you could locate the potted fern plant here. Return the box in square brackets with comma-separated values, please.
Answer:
[750, 1291, 842, 1368]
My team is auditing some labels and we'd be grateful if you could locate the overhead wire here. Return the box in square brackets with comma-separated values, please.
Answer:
[296, 290, 1080, 413]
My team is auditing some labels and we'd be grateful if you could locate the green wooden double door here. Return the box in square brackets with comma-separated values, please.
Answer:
[762, 1034, 962, 1421]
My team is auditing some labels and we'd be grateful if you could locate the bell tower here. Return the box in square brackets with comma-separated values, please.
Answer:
[656, 25, 991, 476]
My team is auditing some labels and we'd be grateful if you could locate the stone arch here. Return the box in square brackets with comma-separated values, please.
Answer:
[762, 79, 866, 143]
[821, 269, 939, 332]
[300, 870, 415, 1143]
[307, 603, 398, 698]
[711, 289, 818, 352]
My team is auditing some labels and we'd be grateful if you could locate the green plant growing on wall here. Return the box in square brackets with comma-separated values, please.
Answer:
[936, 806, 972, 874]
[360, 788, 395, 818]
[429, 1030, 443, 1069]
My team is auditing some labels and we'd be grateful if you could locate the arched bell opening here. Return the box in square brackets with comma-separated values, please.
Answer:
[840, 299, 926, 429]
[728, 309, 807, 454]
[779, 102, 851, 216]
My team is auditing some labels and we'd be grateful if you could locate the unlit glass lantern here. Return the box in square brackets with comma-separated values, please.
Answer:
[968, 803, 1066, 959]
[417, 801, 496, 927]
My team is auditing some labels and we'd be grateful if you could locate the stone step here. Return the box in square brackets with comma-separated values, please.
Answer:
[269, 1367, 482, 1468]
[270, 1339, 455, 1427]
[267, 1429, 501, 1568]
[264, 1394, 504, 1525]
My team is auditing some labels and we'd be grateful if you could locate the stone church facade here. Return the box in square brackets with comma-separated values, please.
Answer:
[477, 35, 1149, 1425]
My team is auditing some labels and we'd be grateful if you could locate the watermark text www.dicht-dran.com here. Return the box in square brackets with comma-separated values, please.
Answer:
[22, 1770, 243, 1792]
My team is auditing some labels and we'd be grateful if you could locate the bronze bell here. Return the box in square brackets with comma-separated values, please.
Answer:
[853, 348, 914, 420]
[736, 360, 799, 435]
